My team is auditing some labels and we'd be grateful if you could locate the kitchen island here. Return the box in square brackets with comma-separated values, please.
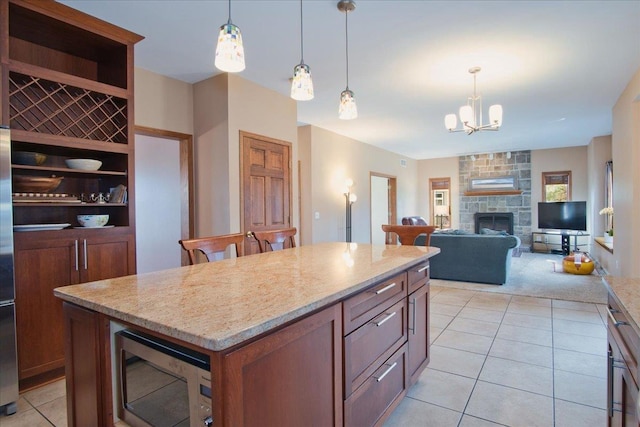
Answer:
[54, 242, 439, 426]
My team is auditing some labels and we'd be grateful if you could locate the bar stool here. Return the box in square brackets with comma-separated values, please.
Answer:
[381, 224, 436, 246]
[249, 228, 297, 253]
[179, 233, 245, 264]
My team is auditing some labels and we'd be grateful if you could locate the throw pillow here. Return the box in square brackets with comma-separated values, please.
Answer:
[480, 228, 509, 236]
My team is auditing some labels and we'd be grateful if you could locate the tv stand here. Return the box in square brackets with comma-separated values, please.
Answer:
[532, 231, 590, 255]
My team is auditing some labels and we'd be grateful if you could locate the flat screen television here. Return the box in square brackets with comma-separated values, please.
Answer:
[538, 201, 587, 232]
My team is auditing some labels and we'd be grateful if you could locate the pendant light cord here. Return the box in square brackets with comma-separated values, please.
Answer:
[345, 7, 349, 89]
[300, 0, 304, 63]
[227, 0, 232, 24]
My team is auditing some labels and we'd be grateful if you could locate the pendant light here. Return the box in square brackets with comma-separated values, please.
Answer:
[338, 0, 357, 120]
[291, 0, 314, 101]
[215, 0, 245, 73]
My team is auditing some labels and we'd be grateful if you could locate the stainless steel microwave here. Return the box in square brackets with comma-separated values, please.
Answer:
[115, 329, 213, 427]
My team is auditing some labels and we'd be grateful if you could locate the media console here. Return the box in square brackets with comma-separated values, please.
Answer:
[531, 231, 590, 255]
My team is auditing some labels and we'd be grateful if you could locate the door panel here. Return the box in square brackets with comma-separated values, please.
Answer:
[242, 133, 292, 255]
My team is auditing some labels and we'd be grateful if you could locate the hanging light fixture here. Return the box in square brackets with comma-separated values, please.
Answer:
[215, 0, 245, 73]
[291, 0, 314, 101]
[338, 0, 357, 120]
[444, 67, 503, 134]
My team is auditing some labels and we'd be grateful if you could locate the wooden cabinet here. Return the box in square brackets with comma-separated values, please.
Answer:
[408, 279, 429, 384]
[2, 0, 141, 390]
[607, 295, 640, 426]
[61, 257, 433, 426]
[14, 229, 134, 389]
[222, 304, 343, 427]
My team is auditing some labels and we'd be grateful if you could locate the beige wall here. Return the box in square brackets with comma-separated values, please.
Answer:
[531, 146, 589, 234]
[612, 67, 640, 277]
[193, 75, 230, 236]
[417, 157, 460, 229]
[134, 67, 193, 134]
[587, 136, 614, 273]
[192, 74, 298, 238]
[300, 126, 419, 244]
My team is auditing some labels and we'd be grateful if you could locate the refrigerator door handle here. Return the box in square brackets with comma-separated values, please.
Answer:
[75, 240, 79, 271]
[83, 239, 88, 270]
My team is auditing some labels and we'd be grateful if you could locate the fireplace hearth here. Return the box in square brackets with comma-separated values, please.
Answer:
[475, 212, 514, 235]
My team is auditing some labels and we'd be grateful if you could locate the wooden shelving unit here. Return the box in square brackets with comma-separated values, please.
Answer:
[1, 0, 143, 390]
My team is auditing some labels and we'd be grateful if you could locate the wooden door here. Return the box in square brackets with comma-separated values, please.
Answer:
[14, 234, 80, 387]
[241, 132, 292, 255]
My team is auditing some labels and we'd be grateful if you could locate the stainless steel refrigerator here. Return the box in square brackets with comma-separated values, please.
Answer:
[0, 125, 18, 415]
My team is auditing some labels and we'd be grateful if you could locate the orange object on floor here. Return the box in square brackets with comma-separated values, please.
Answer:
[562, 253, 595, 275]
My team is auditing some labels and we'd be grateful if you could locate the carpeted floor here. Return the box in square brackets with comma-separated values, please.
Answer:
[430, 251, 608, 304]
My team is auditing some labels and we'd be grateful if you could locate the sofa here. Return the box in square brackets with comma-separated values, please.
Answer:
[415, 231, 521, 285]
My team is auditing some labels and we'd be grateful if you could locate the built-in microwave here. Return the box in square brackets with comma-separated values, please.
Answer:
[115, 329, 213, 427]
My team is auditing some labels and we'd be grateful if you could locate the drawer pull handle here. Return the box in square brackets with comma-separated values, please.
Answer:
[607, 307, 628, 327]
[417, 265, 429, 273]
[409, 298, 417, 335]
[74, 240, 79, 271]
[375, 282, 396, 295]
[83, 239, 88, 270]
[374, 311, 396, 327]
[376, 362, 398, 382]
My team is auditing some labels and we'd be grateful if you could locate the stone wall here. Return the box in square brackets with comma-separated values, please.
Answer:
[458, 151, 532, 247]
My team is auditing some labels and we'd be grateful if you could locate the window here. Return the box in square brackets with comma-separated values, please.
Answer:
[542, 171, 571, 202]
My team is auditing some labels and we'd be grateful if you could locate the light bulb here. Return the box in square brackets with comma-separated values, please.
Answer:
[445, 114, 457, 131]
[489, 104, 503, 127]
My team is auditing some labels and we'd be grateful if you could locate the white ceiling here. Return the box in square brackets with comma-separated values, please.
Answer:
[60, 0, 640, 160]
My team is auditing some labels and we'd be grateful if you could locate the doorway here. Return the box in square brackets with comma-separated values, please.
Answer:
[240, 131, 292, 255]
[429, 177, 451, 230]
[135, 127, 194, 270]
[370, 173, 397, 244]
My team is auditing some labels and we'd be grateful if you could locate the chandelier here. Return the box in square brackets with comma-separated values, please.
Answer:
[444, 67, 502, 134]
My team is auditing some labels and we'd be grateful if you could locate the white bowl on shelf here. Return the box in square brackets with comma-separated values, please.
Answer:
[77, 214, 109, 228]
[65, 159, 102, 171]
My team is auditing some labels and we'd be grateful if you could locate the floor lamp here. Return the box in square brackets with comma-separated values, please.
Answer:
[345, 179, 357, 242]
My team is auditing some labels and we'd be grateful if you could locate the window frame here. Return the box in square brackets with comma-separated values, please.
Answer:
[542, 171, 572, 202]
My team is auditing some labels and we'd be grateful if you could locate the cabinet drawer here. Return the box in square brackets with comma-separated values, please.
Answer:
[344, 344, 408, 427]
[407, 261, 429, 294]
[344, 298, 407, 396]
[608, 295, 639, 382]
[343, 272, 406, 335]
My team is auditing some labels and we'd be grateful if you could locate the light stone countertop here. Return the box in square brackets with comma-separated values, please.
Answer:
[54, 242, 439, 351]
[602, 276, 640, 335]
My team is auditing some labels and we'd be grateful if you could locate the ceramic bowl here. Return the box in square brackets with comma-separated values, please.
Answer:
[77, 214, 109, 228]
[65, 159, 102, 171]
[13, 175, 63, 192]
[13, 151, 47, 166]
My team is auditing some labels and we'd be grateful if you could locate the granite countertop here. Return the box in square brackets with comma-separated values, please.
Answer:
[54, 242, 439, 351]
[602, 276, 640, 334]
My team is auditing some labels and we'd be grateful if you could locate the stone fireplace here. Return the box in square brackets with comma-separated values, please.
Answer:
[458, 151, 532, 247]
[475, 212, 514, 235]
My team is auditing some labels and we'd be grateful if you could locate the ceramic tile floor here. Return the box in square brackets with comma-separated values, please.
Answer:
[384, 285, 608, 427]
[1, 285, 608, 427]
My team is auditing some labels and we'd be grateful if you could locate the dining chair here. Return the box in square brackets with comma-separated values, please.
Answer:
[249, 227, 297, 253]
[179, 233, 245, 265]
[381, 224, 437, 246]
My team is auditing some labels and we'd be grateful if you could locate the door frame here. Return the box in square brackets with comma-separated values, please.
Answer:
[429, 177, 451, 228]
[370, 172, 397, 244]
[239, 131, 293, 254]
[135, 126, 194, 266]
